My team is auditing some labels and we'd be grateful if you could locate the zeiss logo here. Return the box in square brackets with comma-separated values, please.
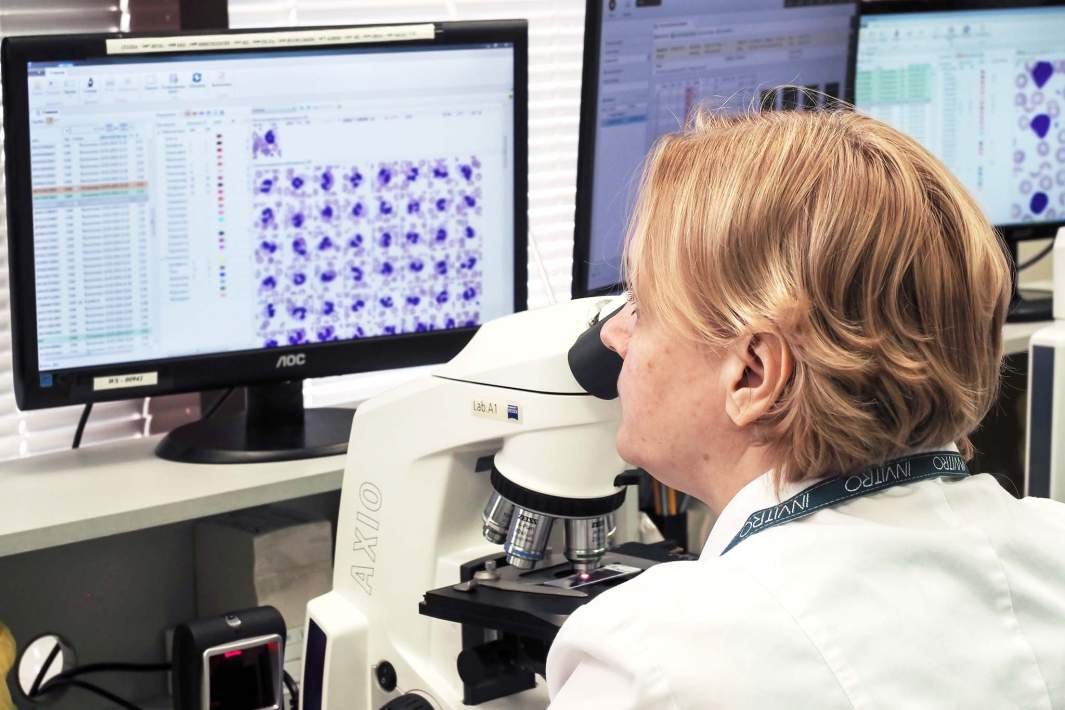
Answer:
[275, 353, 306, 368]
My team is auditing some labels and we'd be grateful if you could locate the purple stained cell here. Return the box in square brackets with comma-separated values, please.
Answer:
[265, 129, 276, 144]
[323, 300, 335, 315]
[409, 259, 424, 273]
[380, 296, 394, 308]
[407, 166, 419, 181]
[1032, 114, 1052, 139]
[435, 260, 448, 275]
[293, 237, 308, 256]
[460, 164, 473, 181]
[354, 326, 366, 338]
[293, 272, 307, 286]
[378, 167, 392, 185]
[352, 202, 364, 218]
[407, 200, 420, 214]
[318, 235, 334, 251]
[321, 269, 337, 283]
[435, 228, 447, 242]
[406, 295, 421, 306]
[464, 319, 476, 328]
[352, 299, 366, 312]
[351, 266, 364, 282]
[260, 207, 275, 226]
[379, 232, 392, 248]
[462, 256, 477, 269]
[436, 290, 449, 304]
[445, 317, 456, 328]
[406, 231, 420, 244]
[349, 233, 364, 249]
[292, 176, 304, 190]
[288, 329, 306, 345]
[381, 262, 394, 276]
[435, 198, 447, 212]
[292, 212, 305, 228]
[465, 226, 475, 239]
[1032, 191, 1050, 214]
[433, 165, 448, 178]
[317, 326, 335, 341]
[462, 287, 477, 301]
[384, 325, 397, 335]
[464, 195, 476, 207]
[1033, 61, 1054, 89]
[265, 339, 279, 348]
[265, 303, 276, 318]
[260, 178, 274, 194]
[416, 322, 428, 333]
[349, 170, 363, 188]
[260, 240, 278, 254]
[321, 205, 334, 220]
[291, 305, 307, 320]
[321, 171, 334, 191]
[261, 275, 277, 290]
[379, 200, 393, 215]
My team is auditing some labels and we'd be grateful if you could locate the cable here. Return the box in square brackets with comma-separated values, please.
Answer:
[29, 642, 61, 696]
[283, 669, 300, 710]
[35, 677, 143, 710]
[50, 661, 172, 680]
[201, 387, 236, 420]
[1017, 237, 1055, 272]
[72, 402, 93, 449]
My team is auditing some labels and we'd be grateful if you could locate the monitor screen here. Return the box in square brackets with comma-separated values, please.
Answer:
[854, 5, 1065, 232]
[23, 40, 516, 374]
[575, 0, 856, 295]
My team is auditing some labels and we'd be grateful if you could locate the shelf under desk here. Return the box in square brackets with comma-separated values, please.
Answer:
[0, 434, 345, 558]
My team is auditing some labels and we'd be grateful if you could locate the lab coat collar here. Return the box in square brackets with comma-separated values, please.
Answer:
[699, 442, 961, 560]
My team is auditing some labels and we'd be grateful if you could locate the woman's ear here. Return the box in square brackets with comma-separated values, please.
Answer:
[723, 332, 793, 427]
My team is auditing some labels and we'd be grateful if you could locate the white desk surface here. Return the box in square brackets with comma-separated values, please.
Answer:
[0, 434, 345, 558]
[1004, 320, 1052, 355]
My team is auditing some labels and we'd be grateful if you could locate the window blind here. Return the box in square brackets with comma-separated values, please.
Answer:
[0, 0, 184, 460]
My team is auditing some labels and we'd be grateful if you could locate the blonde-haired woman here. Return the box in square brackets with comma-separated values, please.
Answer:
[546, 108, 1065, 708]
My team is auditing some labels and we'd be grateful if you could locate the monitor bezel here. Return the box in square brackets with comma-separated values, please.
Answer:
[849, 0, 1065, 242]
[2, 20, 529, 410]
[572, 0, 620, 298]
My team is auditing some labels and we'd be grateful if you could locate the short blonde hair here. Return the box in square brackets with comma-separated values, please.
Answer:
[625, 107, 1011, 485]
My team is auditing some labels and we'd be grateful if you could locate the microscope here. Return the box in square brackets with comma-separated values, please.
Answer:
[302, 297, 684, 709]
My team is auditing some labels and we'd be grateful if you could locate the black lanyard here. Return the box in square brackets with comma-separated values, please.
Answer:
[721, 451, 970, 555]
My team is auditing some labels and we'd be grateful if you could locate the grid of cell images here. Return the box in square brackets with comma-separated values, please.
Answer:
[251, 127, 486, 347]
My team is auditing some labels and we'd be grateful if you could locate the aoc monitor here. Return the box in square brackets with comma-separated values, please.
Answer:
[851, 1, 1065, 320]
[1, 21, 528, 462]
[572, 0, 857, 297]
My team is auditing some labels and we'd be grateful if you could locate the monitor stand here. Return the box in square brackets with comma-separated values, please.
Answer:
[155, 380, 354, 464]
[1006, 242, 1054, 323]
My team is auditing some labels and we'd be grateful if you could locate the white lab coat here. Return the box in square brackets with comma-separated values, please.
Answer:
[546, 458, 1065, 708]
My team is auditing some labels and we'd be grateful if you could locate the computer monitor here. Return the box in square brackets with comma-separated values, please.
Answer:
[851, 1, 1065, 319]
[572, 0, 857, 297]
[1, 21, 528, 462]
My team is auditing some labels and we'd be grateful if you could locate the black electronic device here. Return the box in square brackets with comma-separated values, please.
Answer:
[850, 1, 1065, 321]
[419, 542, 693, 706]
[572, 0, 857, 297]
[172, 606, 287, 710]
[1, 20, 528, 462]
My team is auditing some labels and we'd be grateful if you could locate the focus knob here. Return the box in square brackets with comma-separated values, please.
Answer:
[380, 693, 434, 710]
